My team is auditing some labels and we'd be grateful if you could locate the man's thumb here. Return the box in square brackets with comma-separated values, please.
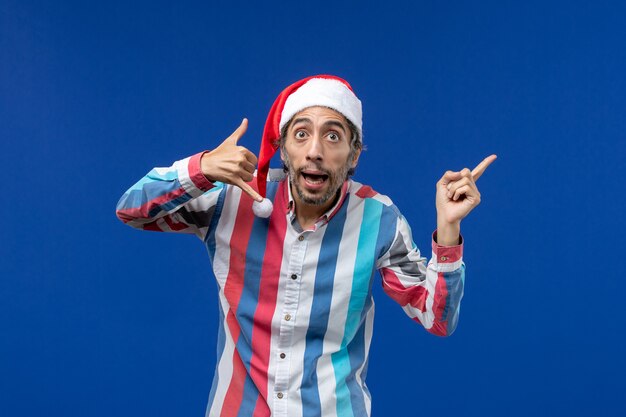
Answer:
[226, 118, 248, 144]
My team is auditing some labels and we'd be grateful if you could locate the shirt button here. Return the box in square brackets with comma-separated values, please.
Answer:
[298, 235, 305, 241]
[284, 314, 291, 321]
[290, 274, 297, 280]
[277, 392, 284, 399]
[280, 353, 286, 359]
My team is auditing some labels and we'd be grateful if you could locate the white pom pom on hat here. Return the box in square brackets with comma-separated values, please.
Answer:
[252, 74, 363, 218]
[252, 197, 273, 218]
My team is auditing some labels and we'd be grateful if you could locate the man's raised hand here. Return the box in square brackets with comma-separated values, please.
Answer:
[200, 118, 263, 202]
[436, 154, 497, 226]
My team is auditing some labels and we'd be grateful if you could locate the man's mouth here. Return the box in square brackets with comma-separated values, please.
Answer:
[300, 170, 329, 187]
[302, 173, 328, 183]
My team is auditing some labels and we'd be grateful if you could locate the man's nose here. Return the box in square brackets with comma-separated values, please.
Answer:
[305, 135, 323, 161]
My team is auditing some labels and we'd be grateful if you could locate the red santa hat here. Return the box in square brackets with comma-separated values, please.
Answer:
[252, 74, 363, 218]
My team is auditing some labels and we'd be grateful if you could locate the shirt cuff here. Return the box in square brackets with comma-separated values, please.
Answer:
[177, 152, 215, 196]
[188, 151, 215, 191]
[431, 230, 463, 271]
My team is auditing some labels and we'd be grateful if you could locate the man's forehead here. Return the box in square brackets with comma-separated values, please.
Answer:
[290, 106, 350, 127]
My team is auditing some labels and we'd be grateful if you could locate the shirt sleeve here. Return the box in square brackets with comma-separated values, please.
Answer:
[376, 213, 465, 337]
[115, 152, 224, 240]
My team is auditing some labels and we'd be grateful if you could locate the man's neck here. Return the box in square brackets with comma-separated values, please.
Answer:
[291, 186, 340, 230]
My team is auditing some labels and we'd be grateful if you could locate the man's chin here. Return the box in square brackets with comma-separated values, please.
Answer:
[296, 184, 335, 206]
[298, 191, 330, 206]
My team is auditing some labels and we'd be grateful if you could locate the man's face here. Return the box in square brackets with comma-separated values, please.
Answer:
[281, 106, 360, 207]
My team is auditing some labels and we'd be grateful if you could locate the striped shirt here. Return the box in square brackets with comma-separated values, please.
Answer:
[116, 152, 465, 417]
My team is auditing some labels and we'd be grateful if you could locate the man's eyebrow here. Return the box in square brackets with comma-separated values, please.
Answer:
[322, 120, 348, 134]
[291, 117, 313, 127]
[291, 118, 348, 134]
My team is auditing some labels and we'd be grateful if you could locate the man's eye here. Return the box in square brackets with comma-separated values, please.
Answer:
[295, 131, 306, 139]
[328, 133, 340, 142]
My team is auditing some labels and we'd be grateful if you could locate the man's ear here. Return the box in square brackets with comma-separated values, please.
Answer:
[350, 148, 362, 168]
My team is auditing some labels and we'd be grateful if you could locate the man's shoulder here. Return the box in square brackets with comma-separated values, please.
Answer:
[348, 179, 396, 209]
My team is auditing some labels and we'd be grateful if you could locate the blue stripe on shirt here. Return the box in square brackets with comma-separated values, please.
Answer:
[334, 198, 383, 417]
[300, 197, 349, 417]
[205, 185, 228, 263]
[440, 264, 465, 333]
[206, 297, 227, 416]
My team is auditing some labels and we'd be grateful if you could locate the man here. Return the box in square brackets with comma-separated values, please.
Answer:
[116, 75, 495, 417]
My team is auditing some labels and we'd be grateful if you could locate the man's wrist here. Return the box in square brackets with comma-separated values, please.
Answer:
[435, 221, 461, 246]
[200, 151, 218, 182]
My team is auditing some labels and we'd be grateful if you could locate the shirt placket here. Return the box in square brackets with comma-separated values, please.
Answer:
[273, 231, 308, 416]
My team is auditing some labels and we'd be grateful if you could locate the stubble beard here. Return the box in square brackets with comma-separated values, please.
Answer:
[282, 153, 351, 207]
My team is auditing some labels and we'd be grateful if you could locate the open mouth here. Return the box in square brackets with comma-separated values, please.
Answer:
[301, 172, 329, 185]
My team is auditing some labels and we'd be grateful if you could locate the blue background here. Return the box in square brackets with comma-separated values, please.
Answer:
[2, 1, 625, 416]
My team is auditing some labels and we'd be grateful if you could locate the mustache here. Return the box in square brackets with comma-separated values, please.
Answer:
[296, 164, 331, 176]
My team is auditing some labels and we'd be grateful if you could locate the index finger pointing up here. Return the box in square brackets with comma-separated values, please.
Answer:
[471, 154, 497, 181]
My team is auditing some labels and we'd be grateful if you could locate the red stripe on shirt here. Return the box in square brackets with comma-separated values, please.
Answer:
[250, 181, 288, 416]
[220, 349, 249, 417]
[355, 185, 377, 199]
[143, 220, 164, 232]
[381, 268, 428, 312]
[221, 190, 256, 417]
[163, 215, 189, 231]
[116, 186, 189, 223]
[428, 271, 450, 336]
[253, 395, 270, 417]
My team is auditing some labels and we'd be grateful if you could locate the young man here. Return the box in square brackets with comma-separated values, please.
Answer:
[116, 75, 495, 417]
